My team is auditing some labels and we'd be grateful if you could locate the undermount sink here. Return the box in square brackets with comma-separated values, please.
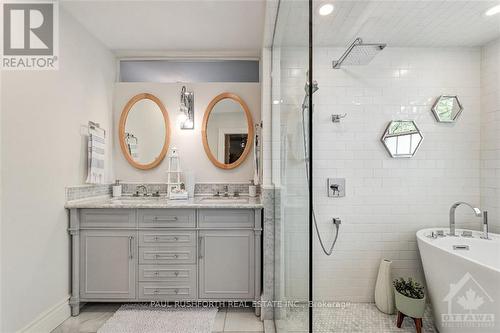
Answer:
[110, 196, 163, 204]
[197, 197, 249, 204]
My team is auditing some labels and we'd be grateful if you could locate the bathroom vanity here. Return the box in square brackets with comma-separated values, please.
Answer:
[66, 197, 262, 316]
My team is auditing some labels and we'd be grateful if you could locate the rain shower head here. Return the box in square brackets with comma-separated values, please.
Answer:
[332, 37, 386, 69]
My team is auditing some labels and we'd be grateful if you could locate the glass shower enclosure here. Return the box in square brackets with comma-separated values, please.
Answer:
[272, 0, 312, 332]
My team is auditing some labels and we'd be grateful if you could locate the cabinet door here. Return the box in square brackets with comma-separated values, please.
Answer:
[199, 230, 254, 299]
[80, 230, 136, 299]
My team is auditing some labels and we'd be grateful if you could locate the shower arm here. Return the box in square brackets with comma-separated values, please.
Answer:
[332, 38, 363, 69]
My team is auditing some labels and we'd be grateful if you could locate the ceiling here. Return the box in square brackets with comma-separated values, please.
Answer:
[61, 0, 266, 56]
[275, 0, 500, 47]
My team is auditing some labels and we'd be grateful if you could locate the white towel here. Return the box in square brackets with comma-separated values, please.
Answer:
[86, 127, 106, 184]
[128, 143, 139, 159]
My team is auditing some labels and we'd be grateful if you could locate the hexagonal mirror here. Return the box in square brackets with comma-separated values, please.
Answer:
[431, 95, 463, 122]
[381, 120, 423, 158]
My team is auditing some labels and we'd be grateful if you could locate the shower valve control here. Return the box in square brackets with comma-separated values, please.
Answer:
[327, 178, 346, 197]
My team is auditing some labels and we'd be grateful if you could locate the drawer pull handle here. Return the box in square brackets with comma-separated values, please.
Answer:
[154, 289, 159, 294]
[198, 236, 204, 259]
[152, 236, 179, 241]
[153, 216, 178, 221]
[128, 236, 134, 259]
[154, 253, 181, 259]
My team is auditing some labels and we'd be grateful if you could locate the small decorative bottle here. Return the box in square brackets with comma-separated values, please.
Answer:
[248, 180, 257, 197]
[112, 180, 122, 197]
[375, 259, 395, 314]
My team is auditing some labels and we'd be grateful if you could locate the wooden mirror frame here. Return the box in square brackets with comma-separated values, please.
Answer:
[119, 93, 170, 170]
[202, 93, 254, 170]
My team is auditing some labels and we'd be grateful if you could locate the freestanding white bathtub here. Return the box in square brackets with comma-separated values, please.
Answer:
[417, 228, 499, 333]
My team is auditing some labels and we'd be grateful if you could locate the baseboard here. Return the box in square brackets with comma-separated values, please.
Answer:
[18, 296, 71, 333]
[263, 320, 276, 333]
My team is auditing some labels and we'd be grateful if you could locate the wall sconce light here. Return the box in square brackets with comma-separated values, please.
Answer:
[179, 86, 194, 129]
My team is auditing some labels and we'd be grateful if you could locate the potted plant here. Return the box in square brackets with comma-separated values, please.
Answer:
[393, 277, 426, 319]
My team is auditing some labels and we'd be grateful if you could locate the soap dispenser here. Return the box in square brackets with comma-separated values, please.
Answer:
[249, 180, 257, 197]
[112, 180, 122, 197]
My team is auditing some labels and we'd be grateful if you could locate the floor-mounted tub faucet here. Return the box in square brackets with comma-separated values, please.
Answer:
[449, 202, 482, 237]
[481, 211, 490, 240]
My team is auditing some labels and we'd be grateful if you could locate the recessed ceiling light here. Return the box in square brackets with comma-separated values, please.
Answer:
[319, 3, 334, 16]
[485, 4, 500, 16]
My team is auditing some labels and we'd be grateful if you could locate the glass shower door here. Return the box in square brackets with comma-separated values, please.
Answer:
[272, 0, 311, 332]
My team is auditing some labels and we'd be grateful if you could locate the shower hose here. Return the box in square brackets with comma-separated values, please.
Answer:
[301, 108, 340, 256]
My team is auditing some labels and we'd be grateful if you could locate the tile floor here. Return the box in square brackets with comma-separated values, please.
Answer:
[52, 302, 436, 333]
[51, 303, 264, 333]
[275, 302, 436, 333]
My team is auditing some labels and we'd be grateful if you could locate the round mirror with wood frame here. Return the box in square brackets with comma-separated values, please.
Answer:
[202, 93, 254, 170]
[119, 93, 170, 170]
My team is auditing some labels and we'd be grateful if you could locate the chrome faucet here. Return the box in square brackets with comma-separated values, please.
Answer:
[449, 202, 482, 237]
[481, 211, 490, 240]
[223, 185, 229, 197]
[135, 185, 148, 197]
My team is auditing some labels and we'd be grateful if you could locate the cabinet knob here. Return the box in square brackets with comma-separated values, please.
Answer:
[174, 237, 179, 241]
[154, 271, 159, 275]
[175, 289, 179, 294]
[174, 271, 179, 276]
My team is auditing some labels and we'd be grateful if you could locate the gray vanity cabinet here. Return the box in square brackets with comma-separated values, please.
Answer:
[79, 230, 137, 299]
[199, 229, 255, 299]
[68, 207, 262, 316]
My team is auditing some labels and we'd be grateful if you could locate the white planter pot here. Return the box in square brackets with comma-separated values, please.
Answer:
[395, 289, 426, 318]
[374, 259, 395, 314]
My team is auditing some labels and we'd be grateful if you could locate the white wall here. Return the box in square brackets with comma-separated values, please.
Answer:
[276, 47, 482, 302]
[481, 38, 500, 234]
[0, 8, 116, 332]
[113, 83, 260, 183]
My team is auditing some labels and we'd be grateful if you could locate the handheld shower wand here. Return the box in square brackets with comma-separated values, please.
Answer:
[301, 78, 340, 256]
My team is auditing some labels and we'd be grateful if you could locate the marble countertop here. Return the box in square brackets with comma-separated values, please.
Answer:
[65, 195, 263, 209]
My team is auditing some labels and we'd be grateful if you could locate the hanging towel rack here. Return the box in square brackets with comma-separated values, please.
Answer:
[87, 121, 105, 137]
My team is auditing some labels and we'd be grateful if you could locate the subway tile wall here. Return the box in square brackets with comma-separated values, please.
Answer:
[481, 38, 500, 234]
[119, 183, 257, 196]
[65, 184, 111, 201]
[278, 47, 482, 302]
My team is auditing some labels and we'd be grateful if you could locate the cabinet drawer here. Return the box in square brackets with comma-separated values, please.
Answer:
[139, 209, 195, 228]
[198, 209, 254, 228]
[80, 209, 136, 228]
[139, 231, 196, 247]
[139, 281, 196, 300]
[139, 247, 196, 264]
[139, 265, 195, 282]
